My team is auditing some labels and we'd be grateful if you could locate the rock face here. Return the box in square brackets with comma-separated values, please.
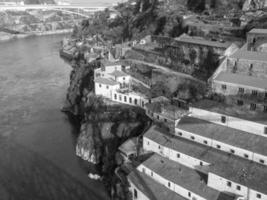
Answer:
[243, 0, 267, 10]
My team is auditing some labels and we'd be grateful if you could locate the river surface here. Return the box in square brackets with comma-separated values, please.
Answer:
[0, 34, 109, 200]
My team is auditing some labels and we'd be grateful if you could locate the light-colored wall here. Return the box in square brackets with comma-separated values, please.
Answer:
[111, 91, 148, 108]
[143, 137, 210, 170]
[208, 173, 248, 198]
[174, 127, 267, 166]
[189, 107, 267, 138]
[128, 180, 150, 200]
[137, 164, 206, 200]
[94, 82, 119, 99]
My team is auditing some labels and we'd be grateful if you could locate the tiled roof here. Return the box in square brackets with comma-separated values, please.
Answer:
[94, 77, 119, 86]
[177, 116, 267, 156]
[141, 154, 221, 200]
[229, 49, 267, 62]
[143, 126, 267, 194]
[109, 70, 129, 77]
[118, 137, 138, 155]
[248, 28, 267, 34]
[128, 170, 187, 200]
[214, 72, 267, 90]
[191, 99, 267, 125]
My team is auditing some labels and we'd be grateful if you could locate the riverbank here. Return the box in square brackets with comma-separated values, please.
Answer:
[0, 29, 73, 43]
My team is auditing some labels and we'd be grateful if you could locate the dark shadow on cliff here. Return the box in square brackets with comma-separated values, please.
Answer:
[0, 138, 109, 200]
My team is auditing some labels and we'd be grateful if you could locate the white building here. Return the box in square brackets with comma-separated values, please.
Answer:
[94, 61, 149, 108]
[94, 77, 119, 99]
[142, 126, 267, 200]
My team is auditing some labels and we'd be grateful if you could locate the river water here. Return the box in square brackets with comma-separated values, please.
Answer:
[0, 34, 109, 200]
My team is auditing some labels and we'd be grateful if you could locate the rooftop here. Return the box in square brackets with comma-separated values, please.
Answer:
[128, 170, 187, 200]
[109, 70, 129, 77]
[214, 72, 267, 90]
[145, 102, 188, 120]
[177, 116, 267, 156]
[192, 99, 267, 125]
[101, 59, 122, 67]
[143, 126, 267, 194]
[174, 34, 231, 49]
[229, 48, 267, 62]
[141, 154, 222, 200]
[118, 137, 138, 156]
[94, 77, 119, 86]
[248, 28, 267, 34]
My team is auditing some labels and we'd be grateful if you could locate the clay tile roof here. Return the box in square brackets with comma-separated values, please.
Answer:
[248, 28, 267, 34]
[94, 77, 119, 86]
[177, 116, 267, 156]
[109, 70, 128, 77]
[214, 72, 267, 90]
[141, 154, 221, 200]
[128, 170, 187, 200]
[143, 126, 267, 194]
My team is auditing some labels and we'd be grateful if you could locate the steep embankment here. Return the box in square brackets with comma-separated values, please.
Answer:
[62, 49, 151, 199]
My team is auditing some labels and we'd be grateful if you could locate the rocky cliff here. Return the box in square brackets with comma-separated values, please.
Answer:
[62, 47, 151, 199]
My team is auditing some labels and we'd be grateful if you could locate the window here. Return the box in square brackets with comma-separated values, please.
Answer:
[257, 194, 262, 199]
[129, 97, 132, 103]
[250, 103, 256, 111]
[200, 161, 203, 166]
[265, 127, 267, 135]
[134, 189, 138, 199]
[134, 99, 138, 105]
[99, 84, 102, 88]
[119, 95, 122, 101]
[168, 182, 171, 187]
[151, 171, 153, 177]
[260, 159, 265, 164]
[216, 145, 221, 149]
[252, 90, 258, 96]
[178, 132, 182, 136]
[239, 88, 244, 94]
[227, 181, 232, 187]
[203, 140, 208, 145]
[236, 185, 241, 190]
[123, 77, 125, 80]
[106, 85, 109, 89]
[114, 94, 117, 100]
[157, 115, 160, 120]
[158, 145, 161, 149]
[177, 153, 180, 158]
[164, 118, 167, 123]
[191, 136, 195, 140]
[124, 96, 127, 102]
[221, 116, 226, 123]
[221, 84, 227, 90]
[244, 154, 249, 158]
[230, 149, 235, 154]
[188, 192, 191, 197]
[237, 100, 244, 106]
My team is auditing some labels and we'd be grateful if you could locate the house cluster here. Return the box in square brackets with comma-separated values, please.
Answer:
[125, 29, 267, 200]
[92, 28, 267, 200]
[94, 60, 149, 108]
